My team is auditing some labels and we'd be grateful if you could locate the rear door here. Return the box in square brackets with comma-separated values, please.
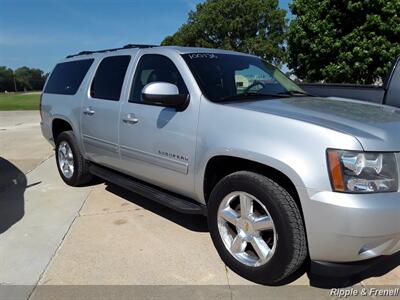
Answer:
[81, 55, 131, 168]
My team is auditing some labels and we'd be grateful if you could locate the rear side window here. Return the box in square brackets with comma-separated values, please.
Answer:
[90, 55, 131, 101]
[44, 59, 94, 95]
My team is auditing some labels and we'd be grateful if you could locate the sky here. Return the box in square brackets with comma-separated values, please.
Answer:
[0, 0, 292, 72]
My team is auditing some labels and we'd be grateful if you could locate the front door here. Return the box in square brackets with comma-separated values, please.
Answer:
[119, 53, 199, 198]
[81, 55, 131, 168]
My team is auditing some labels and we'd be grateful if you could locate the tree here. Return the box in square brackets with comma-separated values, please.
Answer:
[27, 68, 46, 91]
[15, 67, 33, 91]
[14, 67, 46, 91]
[0, 66, 47, 92]
[0, 67, 15, 92]
[162, 0, 287, 65]
[288, 0, 400, 84]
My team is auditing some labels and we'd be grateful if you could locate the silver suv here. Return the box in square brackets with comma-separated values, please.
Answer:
[41, 45, 400, 285]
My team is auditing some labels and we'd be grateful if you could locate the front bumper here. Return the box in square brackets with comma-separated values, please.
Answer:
[301, 188, 400, 262]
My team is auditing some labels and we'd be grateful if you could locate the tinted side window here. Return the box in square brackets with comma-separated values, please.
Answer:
[130, 55, 188, 102]
[90, 55, 131, 101]
[44, 59, 94, 95]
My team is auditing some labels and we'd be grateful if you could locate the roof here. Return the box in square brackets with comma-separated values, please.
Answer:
[165, 46, 251, 56]
[65, 44, 252, 59]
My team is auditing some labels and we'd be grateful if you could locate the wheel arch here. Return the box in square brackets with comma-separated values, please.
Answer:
[51, 117, 74, 142]
[202, 155, 305, 216]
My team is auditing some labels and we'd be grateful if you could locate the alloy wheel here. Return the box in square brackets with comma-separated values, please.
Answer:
[217, 191, 277, 267]
[58, 141, 74, 179]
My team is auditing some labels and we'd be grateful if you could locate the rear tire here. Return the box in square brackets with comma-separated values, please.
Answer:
[208, 171, 307, 285]
[55, 131, 93, 186]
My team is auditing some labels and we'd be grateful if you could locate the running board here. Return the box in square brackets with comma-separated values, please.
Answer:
[89, 164, 207, 215]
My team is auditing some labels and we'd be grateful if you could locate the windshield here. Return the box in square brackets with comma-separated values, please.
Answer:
[182, 53, 307, 102]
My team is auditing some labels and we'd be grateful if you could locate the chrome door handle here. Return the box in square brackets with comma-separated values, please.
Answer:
[83, 107, 95, 116]
[122, 113, 139, 124]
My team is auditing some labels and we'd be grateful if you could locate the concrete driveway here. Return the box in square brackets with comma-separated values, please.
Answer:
[0, 111, 399, 300]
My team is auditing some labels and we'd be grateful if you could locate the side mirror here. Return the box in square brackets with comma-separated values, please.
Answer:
[141, 82, 189, 111]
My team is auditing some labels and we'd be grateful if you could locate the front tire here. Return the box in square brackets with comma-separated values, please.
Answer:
[208, 171, 307, 285]
[55, 131, 92, 186]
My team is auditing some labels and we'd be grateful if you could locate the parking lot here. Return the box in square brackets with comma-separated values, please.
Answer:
[0, 111, 399, 299]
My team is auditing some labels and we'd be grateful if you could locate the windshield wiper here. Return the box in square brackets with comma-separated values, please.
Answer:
[277, 90, 315, 97]
[220, 92, 291, 102]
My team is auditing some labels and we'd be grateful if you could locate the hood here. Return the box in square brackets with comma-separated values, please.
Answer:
[227, 97, 400, 151]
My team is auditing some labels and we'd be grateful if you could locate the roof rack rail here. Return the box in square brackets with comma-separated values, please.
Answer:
[123, 44, 157, 49]
[66, 44, 158, 58]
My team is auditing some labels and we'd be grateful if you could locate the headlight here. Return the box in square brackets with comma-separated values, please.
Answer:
[327, 150, 398, 193]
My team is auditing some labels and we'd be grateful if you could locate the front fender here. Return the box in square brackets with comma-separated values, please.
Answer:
[194, 98, 363, 205]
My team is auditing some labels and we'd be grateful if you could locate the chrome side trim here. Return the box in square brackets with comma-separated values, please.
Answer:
[120, 145, 188, 174]
[82, 134, 118, 153]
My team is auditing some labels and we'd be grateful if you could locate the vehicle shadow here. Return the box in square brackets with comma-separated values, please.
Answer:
[307, 251, 400, 288]
[0, 157, 26, 234]
[103, 181, 399, 287]
[104, 183, 209, 232]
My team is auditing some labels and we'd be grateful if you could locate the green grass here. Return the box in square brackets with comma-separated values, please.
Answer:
[0, 92, 41, 110]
